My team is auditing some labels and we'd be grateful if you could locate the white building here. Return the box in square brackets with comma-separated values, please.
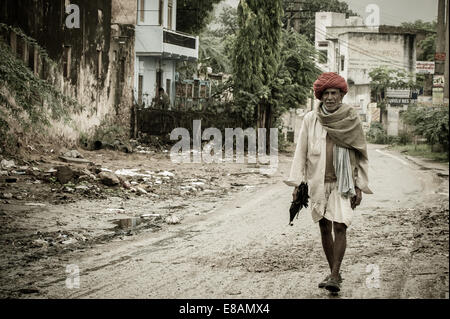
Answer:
[314, 12, 417, 132]
[134, 0, 199, 108]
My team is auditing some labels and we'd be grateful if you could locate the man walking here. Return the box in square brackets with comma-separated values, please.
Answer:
[157, 88, 171, 110]
[285, 72, 372, 293]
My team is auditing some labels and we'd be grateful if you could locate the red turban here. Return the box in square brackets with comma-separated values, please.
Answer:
[313, 72, 348, 100]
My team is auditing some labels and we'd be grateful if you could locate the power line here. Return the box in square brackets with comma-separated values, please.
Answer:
[314, 26, 416, 71]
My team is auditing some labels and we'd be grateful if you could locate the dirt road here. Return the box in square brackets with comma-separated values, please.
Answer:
[1, 144, 448, 298]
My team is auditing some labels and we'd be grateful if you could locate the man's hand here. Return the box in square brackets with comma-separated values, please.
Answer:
[351, 187, 362, 209]
[292, 186, 299, 201]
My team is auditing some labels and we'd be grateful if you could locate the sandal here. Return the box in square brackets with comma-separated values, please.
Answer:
[325, 277, 341, 293]
[319, 274, 342, 288]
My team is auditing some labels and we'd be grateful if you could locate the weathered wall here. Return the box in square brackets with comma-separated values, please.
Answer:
[347, 32, 416, 85]
[0, 0, 135, 142]
[112, 0, 137, 25]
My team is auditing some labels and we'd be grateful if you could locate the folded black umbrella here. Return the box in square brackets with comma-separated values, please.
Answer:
[289, 182, 309, 226]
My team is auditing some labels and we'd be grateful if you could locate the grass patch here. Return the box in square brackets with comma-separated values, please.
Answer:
[388, 144, 449, 162]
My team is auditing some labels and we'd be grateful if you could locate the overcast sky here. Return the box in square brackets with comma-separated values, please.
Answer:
[223, 0, 439, 25]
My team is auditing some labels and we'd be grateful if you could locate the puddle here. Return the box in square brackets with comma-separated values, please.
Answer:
[113, 217, 143, 229]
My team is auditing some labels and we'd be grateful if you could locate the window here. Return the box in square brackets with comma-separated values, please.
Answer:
[138, 75, 143, 105]
[120, 58, 126, 82]
[9, 31, 17, 54]
[194, 80, 199, 98]
[63, 45, 71, 78]
[341, 55, 345, 71]
[166, 79, 171, 97]
[98, 9, 103, 25]
[97, 49, 102, 79]
[156, 70, 162, 95]
[16, 36, 24, 60]
[139, 0, 145, 22]
[168, 0, 173, 30]
[319, 50, 327, 64]
[29, 46, 37, 75]
[159, 0, 164, 25]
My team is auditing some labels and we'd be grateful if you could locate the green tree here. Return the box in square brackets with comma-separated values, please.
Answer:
[402, 106, 449, 155]
[176, 0, 222, 34]
[275, 29, 321, 111]
[211, 6, 239, 37]
[400, 20, 436, 61]
[233, 0, 283, 133]
[369, 66, 424, 122]
[283, 0, 357, 42]
[198, 5, 238, 74]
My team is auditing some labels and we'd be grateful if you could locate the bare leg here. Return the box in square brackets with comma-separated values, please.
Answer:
[319, 218, 334, 273]
[330, 222, 347, 280]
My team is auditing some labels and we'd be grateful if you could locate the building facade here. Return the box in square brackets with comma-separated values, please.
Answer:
[134, 0, 199, 108]
[314, 12, 417, 134]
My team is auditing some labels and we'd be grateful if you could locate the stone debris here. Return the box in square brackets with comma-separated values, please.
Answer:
[165, 215, 181, 225]
[1, 159, 15, 169]
[136, 187, 148, 195]
[98, 171, 120, 186]
[157, 171, 175, 178]
[24, 203, 46, 207]
[75, 185, 90, 191]
[1, 193, 13, 199]
[56, 166, 74, 184]
[61, 238, 78, 245]
[58, 156, 93, 164]
[31, 239, 48, 247]
[115, 168, 152, 178]
[63, 150, 83, 159]
[141, 213, 161, 218]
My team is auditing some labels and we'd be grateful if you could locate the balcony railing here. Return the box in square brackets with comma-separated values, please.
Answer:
[135, 25, 198, 60]
[163, 30, 196, 49]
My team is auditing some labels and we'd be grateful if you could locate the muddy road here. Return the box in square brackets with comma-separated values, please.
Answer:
[1, 145, 448, 298]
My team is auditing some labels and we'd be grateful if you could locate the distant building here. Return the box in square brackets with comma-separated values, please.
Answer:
[314, 12, 418, 135]
[134, 0, 199, 108]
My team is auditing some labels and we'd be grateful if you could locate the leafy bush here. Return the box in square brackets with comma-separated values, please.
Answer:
[397, 130, 413, 145]
[401, 105, 449, 153]
[366, 122, 395, 144]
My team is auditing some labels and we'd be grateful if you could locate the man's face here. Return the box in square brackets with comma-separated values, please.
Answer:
[321, 88, 344, 112]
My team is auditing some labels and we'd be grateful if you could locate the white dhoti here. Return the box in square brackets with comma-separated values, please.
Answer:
[311, 181, 354, 227]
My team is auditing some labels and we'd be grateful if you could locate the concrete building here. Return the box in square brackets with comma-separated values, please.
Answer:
[314, 12, 417, 135]
[134, 0, 199, 108]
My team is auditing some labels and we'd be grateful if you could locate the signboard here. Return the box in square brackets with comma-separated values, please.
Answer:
[435, 52, 446, 61]
[386, 88, 411, 98]
[387, 97, 412, 105]
[432, 87, 444, 104]
[416, 61, 435, 74]
[433, 75, 445, 88]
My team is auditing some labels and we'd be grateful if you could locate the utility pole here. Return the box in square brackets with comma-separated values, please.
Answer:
[444, 0, 449, 101]
[433, 0, 447, 104]
[293, 1, 302, 33]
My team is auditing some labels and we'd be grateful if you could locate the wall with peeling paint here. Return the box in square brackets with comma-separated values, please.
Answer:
[0, 0, 136, 141]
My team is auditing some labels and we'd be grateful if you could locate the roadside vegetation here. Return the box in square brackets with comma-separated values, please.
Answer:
[366, 105, 449, 162]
